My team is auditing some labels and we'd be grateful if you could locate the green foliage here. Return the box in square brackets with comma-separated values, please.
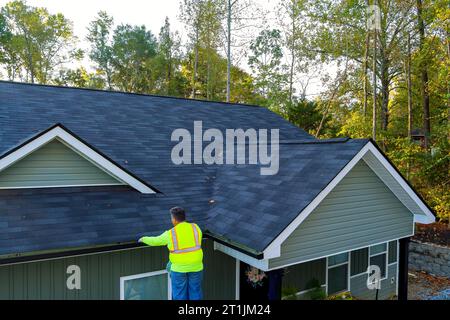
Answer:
[327, 291, 355, 300]
[0, 0, 79, 83]
[249, 29, 288, 107]
[86, 11, 114, 89]
[286, 100, 324, 134]
[281, 286, 299, 300]
[305, 278, 326, 300]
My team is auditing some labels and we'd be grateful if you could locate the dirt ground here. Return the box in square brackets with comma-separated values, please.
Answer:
[408, 270, 450, 300]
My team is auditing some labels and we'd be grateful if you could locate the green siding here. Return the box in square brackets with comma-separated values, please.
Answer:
[350, 263, 397, 300]
[282, 258, 326, 292]
[0, 139, 122, 189]
[269, 161, 413, 269]
[0, 239, 236, 300]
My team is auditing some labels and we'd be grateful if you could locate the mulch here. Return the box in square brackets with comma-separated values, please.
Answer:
[413, 222, 450, 247]
[408, 270, 450, 300]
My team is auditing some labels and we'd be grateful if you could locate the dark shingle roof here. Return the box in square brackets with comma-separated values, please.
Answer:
[0, 81, 368, 256]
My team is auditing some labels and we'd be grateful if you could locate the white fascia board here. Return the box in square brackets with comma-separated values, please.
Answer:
[0, 126, 155, 194]
[263, 141, 435, 260]
[214, 242, 269, 271]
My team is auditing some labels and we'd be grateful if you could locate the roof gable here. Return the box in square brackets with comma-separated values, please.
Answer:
[0, 124, 156, 194]
[0, 139, 123, 189]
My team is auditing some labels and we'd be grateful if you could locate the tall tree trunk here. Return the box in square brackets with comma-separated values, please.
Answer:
[192, 27, 199, 99]
[288, 11, 296, 104]
[407, 33, 413, 139]
[416, 0, 431, 149]
[363, 0, 370, 117]
[372, 28, 377, 141]
[363, 32, 370, 117]
[380, 55, 389, 132]
[226, 0, 232, 102]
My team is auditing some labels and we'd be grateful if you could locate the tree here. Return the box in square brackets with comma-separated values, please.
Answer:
[416, 0, 431, 149]
[248, 29, 287, 108]
[86, 11, 114, 89]
[180, 0, 224, 99]
[0, 0, 79, 84]
[54, 67, 105, 89]
[110, 24, 158, 93]
[278, 0, 311, 104]
[155, 17, 183, 96]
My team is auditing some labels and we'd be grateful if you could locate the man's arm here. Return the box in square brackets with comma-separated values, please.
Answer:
[138, 231, 170, 246]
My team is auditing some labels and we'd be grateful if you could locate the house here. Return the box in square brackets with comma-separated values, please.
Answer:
[0, 81, 435, 300]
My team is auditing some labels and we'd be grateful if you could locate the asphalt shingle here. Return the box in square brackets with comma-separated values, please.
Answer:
[0, 81, 368, 256]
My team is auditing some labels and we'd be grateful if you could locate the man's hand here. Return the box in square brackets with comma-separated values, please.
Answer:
[138, 237, 145, 243]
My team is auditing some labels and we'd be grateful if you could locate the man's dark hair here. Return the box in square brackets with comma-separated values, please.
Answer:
[170, 207, 186, 222]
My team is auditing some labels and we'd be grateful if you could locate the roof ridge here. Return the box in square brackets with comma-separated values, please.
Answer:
[0, 80, 263, 108]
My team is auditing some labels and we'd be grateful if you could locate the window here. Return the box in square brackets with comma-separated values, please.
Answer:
[350, 248, 368, 276]
[120, 270, 171, 300]
[369, 243, 388, 279]
[327, 253, 349, 295]
[388, 240, 397, 264]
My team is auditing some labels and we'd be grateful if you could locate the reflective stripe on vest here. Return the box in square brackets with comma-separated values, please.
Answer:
[170, 223, 201, 254]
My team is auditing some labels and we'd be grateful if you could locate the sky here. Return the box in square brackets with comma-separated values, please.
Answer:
[0, 0, 324, 96]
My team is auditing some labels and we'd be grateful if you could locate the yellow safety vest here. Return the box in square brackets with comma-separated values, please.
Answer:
[168, 222, 203, 273]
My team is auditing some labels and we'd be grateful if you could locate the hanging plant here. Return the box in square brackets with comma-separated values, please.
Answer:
[245, 266, 267, 288]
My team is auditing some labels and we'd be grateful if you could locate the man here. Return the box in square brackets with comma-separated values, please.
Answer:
[138, 207, 204, 300]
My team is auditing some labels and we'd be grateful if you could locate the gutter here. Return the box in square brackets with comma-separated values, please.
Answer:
[0, 233, 263, 266]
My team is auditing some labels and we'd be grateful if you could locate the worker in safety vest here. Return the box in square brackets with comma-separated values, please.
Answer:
[138, 207, 203, 300]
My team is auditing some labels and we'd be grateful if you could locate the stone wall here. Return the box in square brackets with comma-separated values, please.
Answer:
[409, 240, 450, 277]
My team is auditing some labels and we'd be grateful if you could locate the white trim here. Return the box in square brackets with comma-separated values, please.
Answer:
[263, 141, 434, 259]
[0, 126, 155, 194]
[369, 242, 388, 282]
[213, 242, 269, 271]
[326, 253, 350, 296]
[266, 235, 412, 271]
[235, 259, 240, 300]
[120, 270, 171, 300]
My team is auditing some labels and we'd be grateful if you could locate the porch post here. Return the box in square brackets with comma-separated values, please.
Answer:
[267, 269, 284, 300]
[398, 237, 410, 301]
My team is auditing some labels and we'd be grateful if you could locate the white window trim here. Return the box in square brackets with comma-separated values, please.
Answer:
[0, 125, 156, 194]
[120, 270, 171, 300]
[263, 141, 435, 260]
[369, 243, 388, 282]
[326, 253, 350, 295]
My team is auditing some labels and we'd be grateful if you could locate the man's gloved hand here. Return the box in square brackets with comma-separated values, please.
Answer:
[138, 237, 145, 243]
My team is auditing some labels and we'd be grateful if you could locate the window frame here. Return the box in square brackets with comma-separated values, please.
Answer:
[368, 243, 388, 281]
[326, 253, 350, 295]
[120, 270, 171, 300]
